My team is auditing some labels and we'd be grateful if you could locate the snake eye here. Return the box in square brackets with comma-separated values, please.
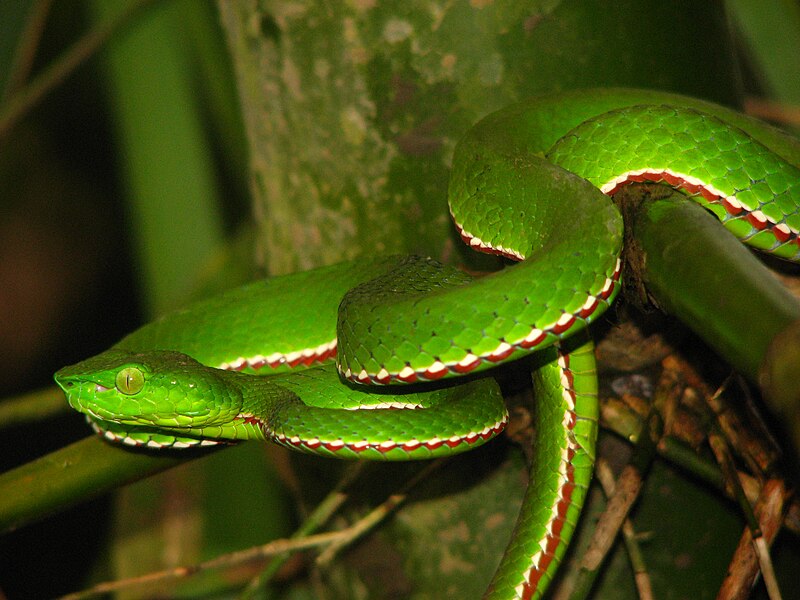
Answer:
[115, 367, 144, 395]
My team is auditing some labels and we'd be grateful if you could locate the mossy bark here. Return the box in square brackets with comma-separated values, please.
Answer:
[217, 0, 739, 274]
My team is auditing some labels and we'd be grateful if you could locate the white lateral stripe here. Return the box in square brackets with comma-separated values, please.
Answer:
[346, 401, 423, 410]
[596, 168, 794, 230]
[219, 338, 338, 371]
[489, 342, 512, 358]
[581, 296, 598, 311]
[353, 253, 622, 383]
[726, 196, 743, 210]
[452, 219, 525, 260]
[458, 353, 479, 367]
[556, 313, 573, 327]
[426, 360, 447, 374]
[398, 365, 416, 379]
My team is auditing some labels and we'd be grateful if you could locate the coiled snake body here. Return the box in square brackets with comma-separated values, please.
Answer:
[56, 89, 800, 599]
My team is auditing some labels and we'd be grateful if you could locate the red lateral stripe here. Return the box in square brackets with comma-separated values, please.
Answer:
[577, 296, 600, 319]
[551, 314, 576, 335]
[424, 364, 449, 379]
[773, 225, 791, 243]
[272, 420, 507, 456]
[606, 170, 723, 200]
[453, 221, 525, 260]
[746, 210, 768, 230]
[517, 352, 580, 600]
[346, 257, 622, 385]
[286, 355, 306, 368]
[721, 196, 743, 215]
[397, 370, 419, 383]
[486, 344, 516, 363]
[519, 330, 547, 349]
[452, 355, 481, 373]
[561, 368, 575, 391]
[606, 170, 799, 251]
[598, 279, 616, 301]
[221, 344, 338, 373]
[565, 411, 577, 429]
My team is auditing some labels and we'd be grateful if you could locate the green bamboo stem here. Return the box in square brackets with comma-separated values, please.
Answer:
[630, 192, 800, 457]
[630, 193, 800, 378]
[0, 436, 190, 534]
[0, 386, 68, 429]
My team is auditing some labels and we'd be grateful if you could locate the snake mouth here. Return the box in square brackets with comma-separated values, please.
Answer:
[53, 378, 143, 427]
[55, 377, 119, 419]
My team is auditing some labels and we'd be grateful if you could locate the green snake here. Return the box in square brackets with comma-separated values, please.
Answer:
[55, 89, 800, 599]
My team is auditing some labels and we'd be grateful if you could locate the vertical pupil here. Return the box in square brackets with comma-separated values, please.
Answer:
[116, 367, 143, 395]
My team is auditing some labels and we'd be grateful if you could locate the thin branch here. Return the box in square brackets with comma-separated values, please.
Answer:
[744, 97, 800, 128]
[315, 459, 446, 567]
[716, 479, 789, 600]
[601, 354, 800, 536]
[2, 0, 53, 101]
[0, 386, 69, 430]
[595, 460, 654, 600]
[568, 455, 650, 599]
[58, 528, 349, 600]
[239, 462, 367, 598]
[0, 0, 159, 139]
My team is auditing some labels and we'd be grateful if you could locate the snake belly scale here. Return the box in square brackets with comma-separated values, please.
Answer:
[55, 89, 800, 599]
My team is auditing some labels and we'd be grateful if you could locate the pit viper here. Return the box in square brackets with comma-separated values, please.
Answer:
[56, 88, 800, 599]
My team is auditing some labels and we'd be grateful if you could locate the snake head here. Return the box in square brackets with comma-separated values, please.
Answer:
[54, 349, 244, 430]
